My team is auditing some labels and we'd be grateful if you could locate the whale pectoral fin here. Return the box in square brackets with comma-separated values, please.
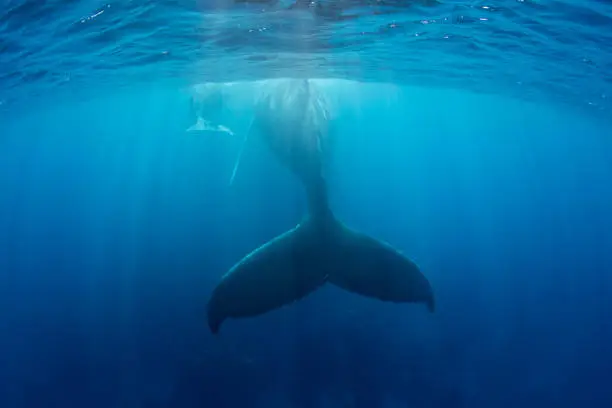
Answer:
[229, 116, 257, 186]
[328, 228, 435, 312]
[187, 116, 206, 132]
[217, 125, 234, 136]
[187, 117, 235, 135]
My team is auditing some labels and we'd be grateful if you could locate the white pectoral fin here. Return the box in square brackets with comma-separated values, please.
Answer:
[229, 115, 257, 186]
[217, 125, 234, 136]
[187, 116, 206, 132]
[187, 117, 235, 136]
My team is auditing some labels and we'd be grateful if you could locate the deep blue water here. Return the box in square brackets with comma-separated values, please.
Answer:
[1, 1, 612, 408]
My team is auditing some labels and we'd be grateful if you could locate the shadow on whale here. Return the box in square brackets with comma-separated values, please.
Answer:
[207, 79, 434, 334]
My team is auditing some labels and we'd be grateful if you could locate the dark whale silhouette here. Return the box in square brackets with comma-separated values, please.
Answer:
[207, 80, 434, 334]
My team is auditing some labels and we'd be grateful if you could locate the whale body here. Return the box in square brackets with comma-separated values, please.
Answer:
[252, 79, 332, 183]
[207, 79, 433, 334]
[229, 79, 334, 186]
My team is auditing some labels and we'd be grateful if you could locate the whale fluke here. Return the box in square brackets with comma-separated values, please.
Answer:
[206, 174, 434, 333]
[207, 221, 333, 334]
[328, 225, 435, 312]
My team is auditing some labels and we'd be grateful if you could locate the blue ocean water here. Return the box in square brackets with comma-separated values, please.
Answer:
[1, 1, 612, 408]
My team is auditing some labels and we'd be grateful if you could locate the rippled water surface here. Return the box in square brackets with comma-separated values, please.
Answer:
[1, 0, 611, 115]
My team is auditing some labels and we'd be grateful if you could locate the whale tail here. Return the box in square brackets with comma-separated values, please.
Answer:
[305, 172, 435, 312]
[206, 220, 332, 334]
[206, 166, 434, 333]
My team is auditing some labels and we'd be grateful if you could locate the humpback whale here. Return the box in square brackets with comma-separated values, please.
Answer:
[207, 80, 434, 334]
